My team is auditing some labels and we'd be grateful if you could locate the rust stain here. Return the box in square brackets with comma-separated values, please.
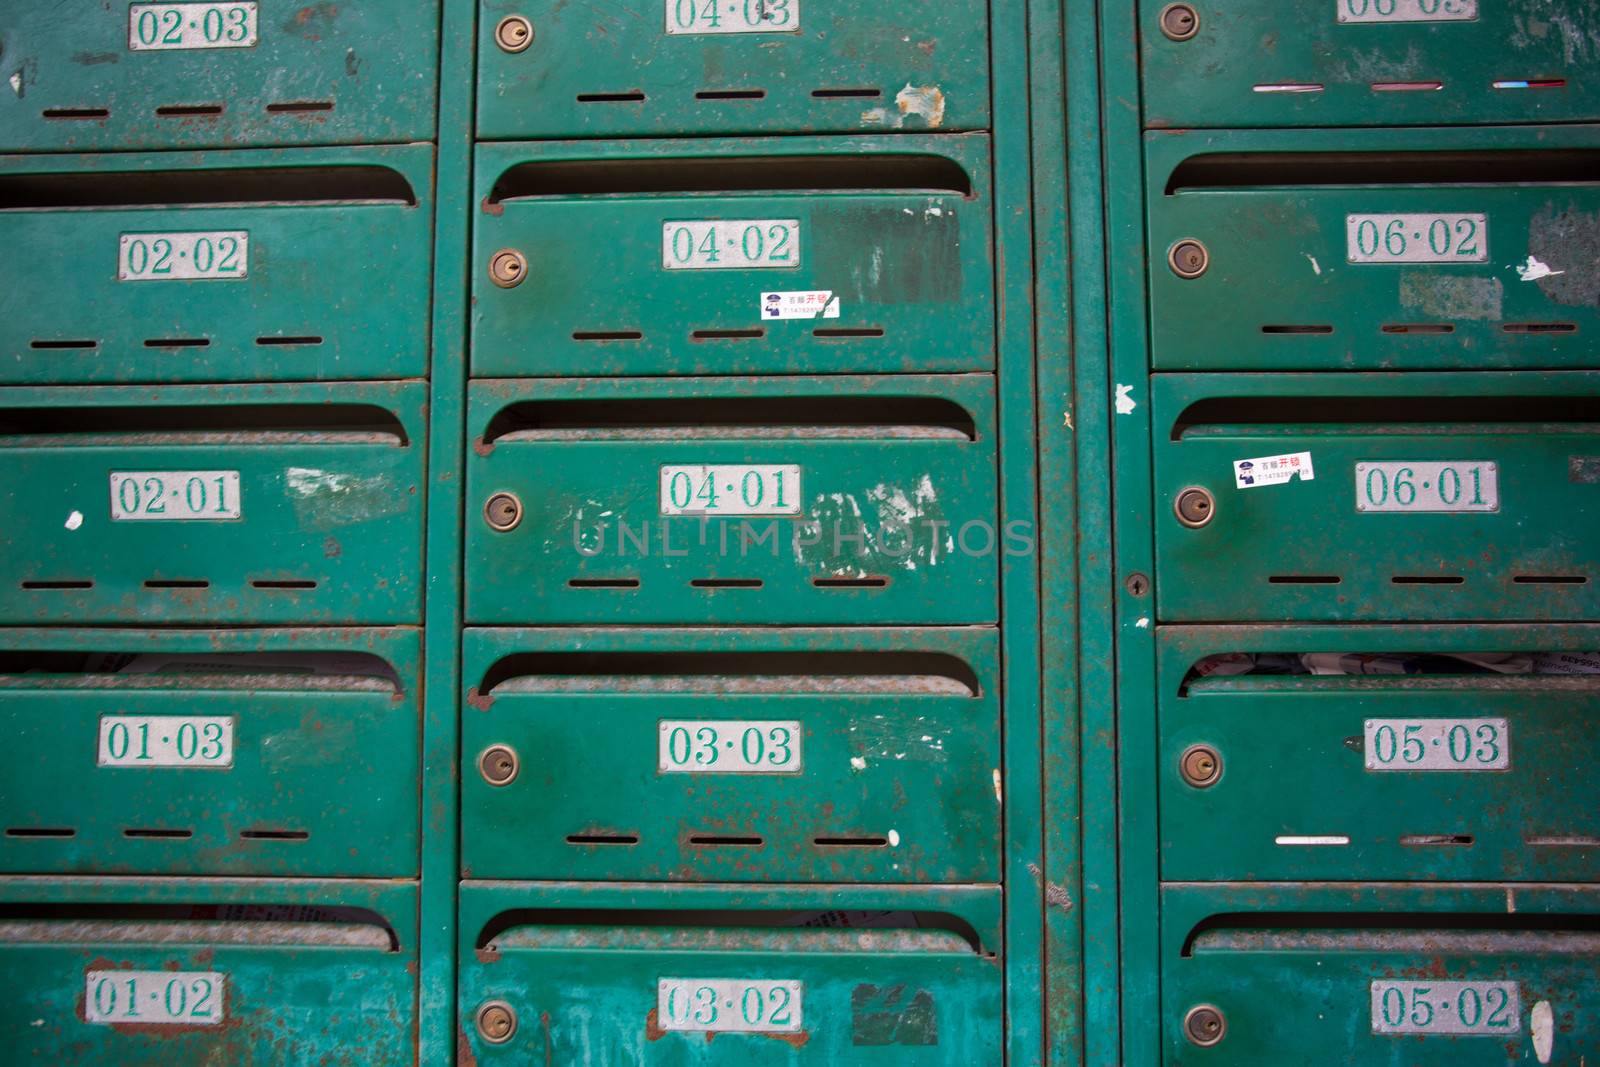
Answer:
[466, 687, 494, 711]
[456, 1025, 479, 1067]
[541, 1010, 552, 1065]
[645, 1006, 667, 1042]
[481, 197, 505, 218]
[764, 1029, 812, 1048]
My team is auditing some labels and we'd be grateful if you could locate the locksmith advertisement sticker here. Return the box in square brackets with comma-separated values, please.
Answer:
[1233, 451, 1314, 489]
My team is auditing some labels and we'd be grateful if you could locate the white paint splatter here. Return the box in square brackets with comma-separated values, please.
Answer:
[1135, 617, 1150, 629]
[1532, 1000, 1554, 1064]
[1305, 253, 1322, 275]
[1115, 384, 1137, 415]
[1516, 255, 1565, 281]
[64, 511, 83, 531]
[925, 205, 945, 219]
[887, 829, 901, 847]
[850, 756, 867, 770]
[992, 768, 1003, 803]
[9, 74, 21, 97]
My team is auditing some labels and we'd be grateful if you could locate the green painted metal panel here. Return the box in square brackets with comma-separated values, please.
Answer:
[1152, 372, 1600, 622]
[459, 626, 1001, 883]
[1141, 0, 1600, 130]
[0, 628, 420, 878]
[470, 136, 994, 377]
[0, 2, 440, 151]
[464, 375, 1000, 625]
[474, 0, 990, 139]
[0, 381, 426, 625]
[1145, 126, 1600, 372]
[0, 145, 433, 385]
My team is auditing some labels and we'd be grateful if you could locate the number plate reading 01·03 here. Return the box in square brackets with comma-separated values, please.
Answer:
[110, 471, 242, 521]
[120, 232, 249, 281]
[1337, 0, 1478, 23]
[1356, 462, 1498, 513]
[660, 721, 801, 774]
[658, 979, 803, 1033]
[663, 220, 800, 270]
[129, 4, 258, 50]
[86, 971, 226, 1025]
[1371, 981, 1520, 1036]
[1364, 719, 1509, 771]
[99, 716, 235, 769]
[660, 465, 802, 516]
[666, 0, 800, 35]
[1347, 214, 1487, 264]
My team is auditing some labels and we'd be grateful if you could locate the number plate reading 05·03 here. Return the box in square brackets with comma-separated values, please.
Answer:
[99, 716, 235, 769]
[129, 4, 258, 50]
[110, 471, 241, 521]
[658, 979, 803, 1033]
[1338, 0, 1478, 23]
[1356, 462, 1498, 513]
[661, 465, 802, 516]
[86, 971, 226, 1025]
[660, 721, 801, 774]
[663, 220, 800, 270]
[120, 232, 249, 281]
[1364, 719, 1509, 771]
[1372, 981, 1520, 1036]
[667, 0, 799, 35]
[1347, 214, 1487, 264]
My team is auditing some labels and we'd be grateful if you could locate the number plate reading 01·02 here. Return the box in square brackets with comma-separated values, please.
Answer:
[660, 465, 802, 516]
[658, 979, 803, 1033]
[1346, 214, 1487, 264]
[660, 721, 801, 774]
[86, 971, 226, 1025]
[1356, 462, 1498, 513]
[110, 471, 242, 521]
[663, 220, 800, 270]
[120, 232, 249, 281]
[99, 716, 235, 769]
[128, 4, 258, 50]
[1371, 981, 1520, 1036]
[667, 0, 800, 34]
[1337, 0, 1478, 23]
[1364, 718, 1509, 771]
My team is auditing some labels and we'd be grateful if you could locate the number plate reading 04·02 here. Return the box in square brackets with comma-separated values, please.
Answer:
[1347, 214, 1487, 264]
[1372, 981, 1520, 1036]
[660, 721, 801, 774]
[1356, 461, 1498, 513]
[663, 220, 800, 270]
[129, 4, 258, 50]
[1364, 719, 1509, 771]
[99, 716, 235, 769]
[658, 979, 803, 1034]
[120, 232, 249, 281]
[110, 471, 242, 521]
[1338, 0, 1478, 23]
[661, 465, 802, 516]
[667, 0, 799, 35]
[86, 971, 226, 1025]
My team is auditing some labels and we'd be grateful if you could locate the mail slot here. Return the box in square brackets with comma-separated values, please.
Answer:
[0, 3, 439, 151]
[0, 381, 425, 624]
[0, 880, 416, 1063]
[471, 137, 994, 377]
[0, 628, 419, 877]
[460, 627, 1000, 882]
[475, 0, 989, 139]
[465, 376, 1001, 625]
[0, 146, 432, 384]
[1153, 372, 1600, 622]
[1142, 0, 1599, 130]
[1158, 625, 1600, 883]
[1146, 128, 1600, 371]
[1163, 884, 1600, 1063]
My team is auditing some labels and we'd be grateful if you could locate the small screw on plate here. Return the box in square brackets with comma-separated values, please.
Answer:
[1168, 239, 1210, 279]
[1179, 744, 1222, 788]
[489, 248, 528, 289]
[1174, 486, 1216, 529]
[484, 492, 523, 532]
[478, 745, 519, 787]
[1184, 1004, 1227, 1047]
[1159, 3, 1200, 41]
[494, 15, 533, 53]
[476, 1000, 518, 1044]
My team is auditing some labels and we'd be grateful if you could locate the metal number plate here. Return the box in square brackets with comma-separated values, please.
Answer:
[1346, 214, 1488, 264]
[657, 979, 803, 1033]
[660, 465, 802, 516]
[662, 220, 801, 270]
[119, 232, 249, 281]
[665, 0, 800, 35]
[659, 720, 802, 774]
[1364, 718, 1509, 771]
[1355, 462, 1498, 513]
[110, 471, 242, 521]
[98, 716, 235, 769]
[1337, 0, 1477, 23]
[86, 971, 226, 1025]
[1371, 980, 1520, 1035]
[128, 3, 258, 50]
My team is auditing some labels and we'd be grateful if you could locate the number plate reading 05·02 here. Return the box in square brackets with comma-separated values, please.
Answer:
[660, 721, 801, 774]
[1347, 214, 1487, 264]
[1338, 0, 1478, 23]
[129, 4, 258, 50]
[667, 0, 800, 34]
[1372, 981, 1520, 1036]
[658, 979, 803, 1033]
[86, 971, 226, 1025]
[661, 465, 802, 516]
[663, 220, 800, 270]
[99, 716, 235, 769]
[1356, 462, 1498, 513]
[1364, 719, 1509, 771]
[110, 471, 242, 521]
[120, 232, 249, 281]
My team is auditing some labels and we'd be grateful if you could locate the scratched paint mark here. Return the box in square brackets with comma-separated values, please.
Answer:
[1516, 255, 1565, 281]
[850, 756, 867, 770]
[851, 985, 938, 1046]
[992, 768, 1002, 803]
[8, 73, 21, 97]
[1399, 272, 1503, 321]
[1531, 1000, 1554, 1063]
[283, 467, 404, 530]
[1305, 253, 1322, 275]
[860, 85, 947, 129]
[64, 511, 84, 531]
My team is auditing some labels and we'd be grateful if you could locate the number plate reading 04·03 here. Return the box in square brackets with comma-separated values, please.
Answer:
[663, 220, 800, 270]
[1364, 719, 1509, 771]
[1338, 0, 1478, 23]
[129, 4, 258, 50]
[667, 0, 799, 35]
[660, 721, 801, 774]
[120, 232, 249, 281]
[1347, 214, 1487, 264]
[86, 971, 226, 1025]
[661, 465, 802, 516]
[1356, 462, 1498, 513]
[1372, 981, 1520, 1036]
[110, 471, 242, 521]
[658, 979, 803, 1033]
[99, 716, 235, 769]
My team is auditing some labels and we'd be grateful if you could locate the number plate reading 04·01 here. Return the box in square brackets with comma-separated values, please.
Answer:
[660, 721, 801, 774]
[1372, 981, 1520, 1036]
[667, 0, 799, 34]
[99, 716, 235, 769]
[661, 465, 802, 516]
[1338, 0, 1478, 23]
[129, 4, 258, 50]
[86, 971, 226, 1025]
[1347, 214, 1487, 264]
[1364, 719, 1509, 771]
[1356, 462, 1498, 513]
[120, 232, 249, 281]
[658, 979, 803, 1034]
[110, 471, 242, 521]
[663, 220, 800, 270]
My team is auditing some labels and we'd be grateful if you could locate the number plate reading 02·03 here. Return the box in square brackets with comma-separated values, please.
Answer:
[1372, 981, 1520, 1036]
[129, 4, 258, 50]
[1337, 0, 1478, 23]
[1347, 214, 1487, 264]
[120, 232, 249, 281]
[667, 0, 800, 34]
[663, 220, 800, 270]
[1364, 719, 1509, 771]
[110, 471, 242, 521]
[86, 971, 226, 1025]
[99, 716, 235, 769]
[661, 465, 802, 516]
[658, 979, 803, 1033]
[660, 721, 801, 774]
[1356, 462, 1498, 513]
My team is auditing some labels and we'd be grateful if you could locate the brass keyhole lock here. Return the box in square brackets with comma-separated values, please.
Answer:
[1159, 3, 1200, 41]
[1184, 1005, 1227, 1047]
[1174, 486, 1216, 529]
[478, 745, 520, 787]
[476, 1000, 518, 1043]
[489, 248, 528, 289]
[1179, 744, 1222, 788]
[1167, 238, 1210, 279]
[484, 492, 523, 532]
[494, 15, 534, 53]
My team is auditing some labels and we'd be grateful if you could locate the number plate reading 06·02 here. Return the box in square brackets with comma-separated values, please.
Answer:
[120, 232, 249, 281]
[1364, 719, 1509, 771]
[663, 220, 800, 270]
[667, 0, 800, 34]
[658, 979, 803, 1033]
[661, 465, 802, 516]
[1337, 0, 1478, 23]
[1356, 462, 1498, 513]
[1347, 214, 1487, 264]
[110, 471, 242, 521]
[129, 4, 258, 50]
[86, 971, 226, 1025]
[99, 716, 235, 769]
[1371, 981, 1520, 1036]
[660, 721, 801, 774]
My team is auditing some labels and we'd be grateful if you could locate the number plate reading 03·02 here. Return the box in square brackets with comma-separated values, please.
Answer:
[86, 971, 226, 1025]
[110, 471, 242, 521]
[1338, 0, 1478, 23]
[667, 0, 800, 35]
[660, 721, 801, 774]
[1371, 981, 1520, 1036]
[1356, 462, 1498, 513]
[129, 4, 258, 50]
[1364, 719, 1509, 771]
[658, 979, 803, 1033]
[120, 232, 249, 281]
[1347, 214, 1487, 264]
[663, 220, 800, 270]
[99, 716, 235, 769]
[661, 465, 802, 516]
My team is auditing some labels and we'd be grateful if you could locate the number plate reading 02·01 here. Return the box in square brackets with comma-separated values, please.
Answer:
[120, 232, 249, 281]
[663, 220, 800, 270]
[1356, 462, 1497, 513]
[111, 471, 242, 521]
[1347, 214, 1487, 264]
[86, 971, 226, 1025]
[1372, 980, 1520, 1036]
[658, 979, 803, 1033]
[1337, 0, 1478, 23]
[129, 4, 258, 50]
[660, 721, 801, 774]
[667, 0, 800, 34]
[661, 465, 802, 516]
[1364, 719, 1509, 771]
[99, 716, 235, 769]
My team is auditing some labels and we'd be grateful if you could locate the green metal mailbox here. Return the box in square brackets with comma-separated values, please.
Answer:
[0, 381, 425, 625]
[1146, 127, 1600, 371]
[464, 375, 1000, 625]
[0, 2, 439, 151]
[1153, 372, 1600, 622]
[471, 136, 994, 377]
[475, 0, 989, 139]
[460, 627, 1001, 883]
[0, 145, 432, 385]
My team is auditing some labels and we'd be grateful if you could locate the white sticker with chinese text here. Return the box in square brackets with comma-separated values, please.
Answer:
[1233, 452, 1314, 489]
[761, 290, 841, 320]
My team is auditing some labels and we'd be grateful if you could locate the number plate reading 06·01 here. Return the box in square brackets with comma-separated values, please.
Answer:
[99, 716, 235, 769]
[660, 721, 801, 774]
[1356, 462, 1498, 513]
[1347, 214, 1487, 264]
[1338, 0, 1478, 23]
[1371, 981, 1520, 1036]
[658, 979, 803, 1033]
[110, 471, 242, 521]
[120, 232, 249, 281]
[663, 220, 801, 270]
[660, 465, 802, 516]
[1364, 718, 1509, 771]
[667, 0, 800, 34]
[86, 971, 226, 1025]
[129, 4, 258, 50]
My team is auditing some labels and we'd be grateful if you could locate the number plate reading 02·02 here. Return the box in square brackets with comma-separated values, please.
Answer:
[663, 220, 800, 270]
[1347, 214, 1487, 264]
[661, 465, 802, 516]
[658, 979, 803, 1033]
[1371, 980, 1520, 1036]
[99, 716, 235, 769]
[110, 471, 242, 521]
[129, 4, 259, 50]
[120, 232, 249, 281]
[1364, 719, 1509, 771]
[86, 971, 226, 1025]
[660, 721, 801, 774]
[1337, 0, 1478, 23]
[667, 0, 800, 34]
[1356, 462, 1498, 513]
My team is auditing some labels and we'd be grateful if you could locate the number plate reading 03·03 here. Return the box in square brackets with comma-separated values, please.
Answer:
[1371, 981, 1520, 1036]
[86, 971, 226, 1025]
[660, 721, 801, 774]
[110, 471, 242, 521]
[99, 716, 235, 769]
[120, 232, 249, 281]
[666, 0, 799, 35]
[1347, 214, 1487, 264]
[663, 220, 800, 270]
[658, 979, 803, 1033]
[1356, 462, 1498, 513]
[1338, 0, 1478, 23]
[661, 465, 802, 516]
[129, 4, 258, 50]
[1364, 719, 1509, 771]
